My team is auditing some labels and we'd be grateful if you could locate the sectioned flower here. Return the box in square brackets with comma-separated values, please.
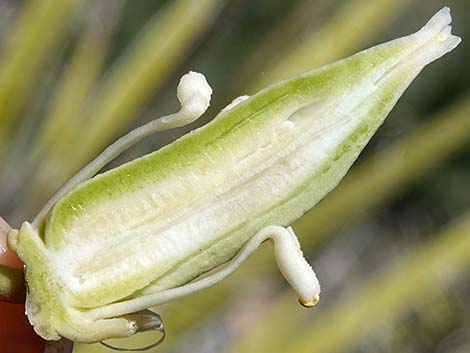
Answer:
[6, 7, 461, 346]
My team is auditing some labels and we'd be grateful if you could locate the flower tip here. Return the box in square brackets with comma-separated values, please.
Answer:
[411, 7, 462, 65]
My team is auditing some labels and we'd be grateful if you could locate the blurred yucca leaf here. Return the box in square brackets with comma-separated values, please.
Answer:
[249, 0, 412, 91]
[33, 1, 125, 160]
[0, 0, 86, 147]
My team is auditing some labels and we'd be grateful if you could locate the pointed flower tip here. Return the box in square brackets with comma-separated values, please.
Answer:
[418, 7, 461, 45]
[412, 7, 461, 65]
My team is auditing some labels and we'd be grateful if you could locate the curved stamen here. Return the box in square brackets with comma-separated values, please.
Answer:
[89, 225, 320, 321]
[33, 71, 212, 228]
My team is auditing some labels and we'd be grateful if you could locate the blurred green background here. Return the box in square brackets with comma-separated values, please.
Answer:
[0, 0, 468, 352]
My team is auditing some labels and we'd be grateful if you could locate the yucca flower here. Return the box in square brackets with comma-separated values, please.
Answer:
[3, 6, 461, 347]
